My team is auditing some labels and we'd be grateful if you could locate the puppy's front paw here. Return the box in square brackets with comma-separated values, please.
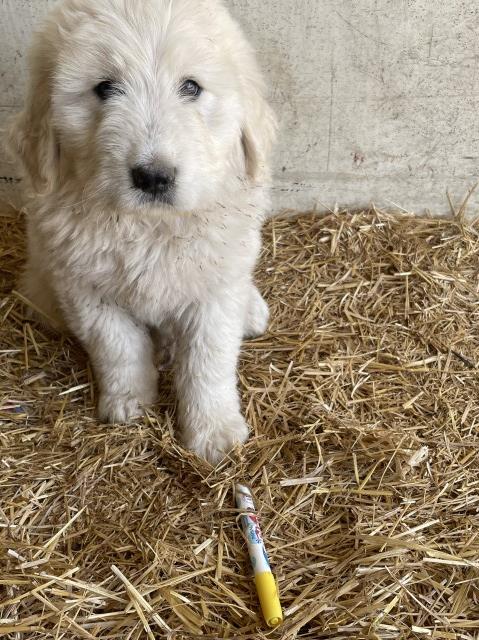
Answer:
[182, 413, 250, 465]
[97, 364, 158, 424]
[98, 393, 145, 424]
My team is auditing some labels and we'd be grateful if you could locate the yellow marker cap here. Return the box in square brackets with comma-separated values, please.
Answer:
[255, 571, 283, 627]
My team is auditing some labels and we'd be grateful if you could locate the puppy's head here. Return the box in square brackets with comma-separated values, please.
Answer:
[9, 0, 276, 213]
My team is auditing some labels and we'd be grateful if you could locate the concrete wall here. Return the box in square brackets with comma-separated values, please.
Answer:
[1, 0, 479, 215]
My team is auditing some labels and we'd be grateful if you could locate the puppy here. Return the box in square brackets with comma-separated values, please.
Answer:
[8, 0, 276, 464]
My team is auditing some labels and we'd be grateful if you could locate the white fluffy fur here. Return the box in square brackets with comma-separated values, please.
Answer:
[8, 0, 276, 464]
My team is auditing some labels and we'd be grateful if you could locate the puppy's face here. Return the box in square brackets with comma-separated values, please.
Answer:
[56, 1, 247, 212]
[11, 0, 276, 214]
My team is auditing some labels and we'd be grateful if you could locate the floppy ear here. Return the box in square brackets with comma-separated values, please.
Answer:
[241, 90, 277, 184]
[7, 45, 59, 194]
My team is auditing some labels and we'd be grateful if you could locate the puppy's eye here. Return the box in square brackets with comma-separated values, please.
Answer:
[179, 79, 202, 100]
[94, 80, 124, 101]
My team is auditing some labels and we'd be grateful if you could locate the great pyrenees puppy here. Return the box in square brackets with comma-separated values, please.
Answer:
[9, 0, 276, 463]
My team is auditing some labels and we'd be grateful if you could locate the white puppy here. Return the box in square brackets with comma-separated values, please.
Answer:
[8, 0, 276, 464]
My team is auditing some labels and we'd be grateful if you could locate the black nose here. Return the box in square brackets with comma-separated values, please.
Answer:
[131, 165, 176, 197]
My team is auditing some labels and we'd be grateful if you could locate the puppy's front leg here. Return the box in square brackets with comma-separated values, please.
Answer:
[176, 295, 249, 464]
[65, 296, 158, 423]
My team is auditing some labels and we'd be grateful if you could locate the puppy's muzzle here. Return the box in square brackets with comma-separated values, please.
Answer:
[131, 164, 176, 203]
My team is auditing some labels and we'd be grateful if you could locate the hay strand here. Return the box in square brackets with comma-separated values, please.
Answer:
[1, 206, 478, 638]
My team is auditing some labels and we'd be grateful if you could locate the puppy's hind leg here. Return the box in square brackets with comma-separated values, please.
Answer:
[151, 323, 177, 370]
[20, 258, 66, 332]
[243, 284, 269, 339]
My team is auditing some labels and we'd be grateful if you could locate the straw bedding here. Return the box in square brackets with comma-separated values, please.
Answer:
[0, 206, 478, 639]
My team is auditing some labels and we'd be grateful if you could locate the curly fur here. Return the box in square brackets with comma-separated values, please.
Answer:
[8, 0, 276, 464]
